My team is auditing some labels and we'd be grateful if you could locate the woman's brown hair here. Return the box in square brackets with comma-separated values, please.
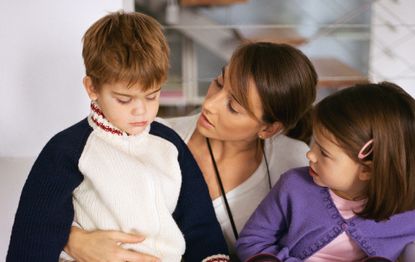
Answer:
[313, 82, 415, 221]
[82, 11, 169, 90]
[228, 42, 317, 144]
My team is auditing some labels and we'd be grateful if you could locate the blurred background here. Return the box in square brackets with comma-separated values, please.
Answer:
[1, 0, 415, 258]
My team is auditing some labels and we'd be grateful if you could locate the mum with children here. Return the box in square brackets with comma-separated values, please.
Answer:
[7, 10, 415, 262]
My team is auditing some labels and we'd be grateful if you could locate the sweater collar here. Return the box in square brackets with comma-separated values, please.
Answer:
[88, 101, 126, 136]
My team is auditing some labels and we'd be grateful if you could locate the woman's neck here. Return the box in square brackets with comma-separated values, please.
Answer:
[190, 129, 261, 162]
[188, 129, 264, 199]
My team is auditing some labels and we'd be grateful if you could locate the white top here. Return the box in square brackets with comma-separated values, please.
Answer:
[166, 114, 309, 253]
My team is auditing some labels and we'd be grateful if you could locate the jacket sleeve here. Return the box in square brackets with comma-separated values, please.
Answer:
[236, 176, 298, 262]
[172, 138, 229, 262]
[6, 135, 84, 262]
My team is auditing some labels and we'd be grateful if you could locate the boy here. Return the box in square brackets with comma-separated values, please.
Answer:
[7, 11, 229, 262]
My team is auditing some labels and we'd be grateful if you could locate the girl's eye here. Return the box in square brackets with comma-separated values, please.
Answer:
[320, 149, 329, 157]
[116, 98, 131, 104]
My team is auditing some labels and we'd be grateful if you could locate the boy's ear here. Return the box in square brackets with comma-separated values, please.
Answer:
[258, 122, 284, 139]
[83, 76, 98, 101]
[359, 162, 372, 181]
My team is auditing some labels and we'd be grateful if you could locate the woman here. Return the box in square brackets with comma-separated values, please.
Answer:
[64, 42, 318, 261]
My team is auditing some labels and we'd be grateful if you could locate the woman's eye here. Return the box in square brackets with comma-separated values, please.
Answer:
[227, 99, 238, 114]
[214, 77, 224, 88]
[116, 98, 131, 104]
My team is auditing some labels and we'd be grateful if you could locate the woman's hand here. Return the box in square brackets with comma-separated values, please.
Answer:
[64, 226, 160, 262]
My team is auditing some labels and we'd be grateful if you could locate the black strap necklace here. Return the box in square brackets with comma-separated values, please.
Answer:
[206, 137, 271, 240]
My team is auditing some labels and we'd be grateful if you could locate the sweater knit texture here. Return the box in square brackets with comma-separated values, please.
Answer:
[236, 167, 415, 262]
[7, 112, 229, 261]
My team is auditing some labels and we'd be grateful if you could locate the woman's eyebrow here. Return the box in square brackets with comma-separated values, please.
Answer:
[223, 66, 242, 105]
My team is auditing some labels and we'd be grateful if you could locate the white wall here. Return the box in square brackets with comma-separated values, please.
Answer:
[0, 1, 135, 258]
[0, 0, 128, 157]
[370, 0, 415, 97]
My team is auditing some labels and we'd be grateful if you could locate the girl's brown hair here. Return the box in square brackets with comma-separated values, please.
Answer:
[82, 11, 169, 90]
[313, 82, 415, 221]
[228, 42, 317, 144]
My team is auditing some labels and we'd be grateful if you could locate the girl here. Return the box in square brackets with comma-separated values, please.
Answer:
[236, 82, 415, 262]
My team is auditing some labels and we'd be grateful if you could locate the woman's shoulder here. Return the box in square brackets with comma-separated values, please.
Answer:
[267, 135, 309, 177]
[269, 134, 309, 152]
[157, 114, 199, 143]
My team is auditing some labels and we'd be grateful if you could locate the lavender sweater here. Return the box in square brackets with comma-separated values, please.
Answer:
[236, 167, 415, 262]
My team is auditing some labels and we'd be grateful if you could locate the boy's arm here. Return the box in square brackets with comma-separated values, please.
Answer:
[6, 136, 84, 262]
[172, 139, 230, 262]
[236, 178, 296, 262]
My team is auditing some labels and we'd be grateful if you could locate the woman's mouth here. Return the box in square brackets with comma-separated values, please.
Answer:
[199, 113, 214, 129]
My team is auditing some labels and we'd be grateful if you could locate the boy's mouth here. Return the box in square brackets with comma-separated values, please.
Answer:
[129, 121, 148, 127]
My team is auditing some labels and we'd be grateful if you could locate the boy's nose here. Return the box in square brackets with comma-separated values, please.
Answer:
[132, 100, 146, 115]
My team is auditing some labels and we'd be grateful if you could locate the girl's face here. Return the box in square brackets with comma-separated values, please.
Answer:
[306, 128, 370, 200]
[196, 67, 266, 142]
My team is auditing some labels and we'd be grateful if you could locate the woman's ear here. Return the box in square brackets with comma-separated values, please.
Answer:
[83, 76, 99, 101]
[258, 122, 284, 139]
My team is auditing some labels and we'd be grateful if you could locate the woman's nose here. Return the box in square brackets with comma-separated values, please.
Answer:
[203, 88, 226, 114]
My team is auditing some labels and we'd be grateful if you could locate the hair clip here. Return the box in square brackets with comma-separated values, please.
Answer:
[358, 139, 373, 159]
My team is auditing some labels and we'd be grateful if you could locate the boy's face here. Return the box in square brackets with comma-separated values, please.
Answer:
[84, 77, 160, 136]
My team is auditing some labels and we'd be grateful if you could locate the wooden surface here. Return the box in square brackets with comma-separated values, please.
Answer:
[311, 58, 368, 88]
[237, 28, 368, 88]
[180, 0, 246, 6]
[237, 27, 308, 46]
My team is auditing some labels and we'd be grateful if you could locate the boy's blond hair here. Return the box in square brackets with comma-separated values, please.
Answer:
[82, 11, 169, 90]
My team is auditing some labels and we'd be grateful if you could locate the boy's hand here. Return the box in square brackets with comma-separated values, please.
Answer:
[65, 226, 160, 262]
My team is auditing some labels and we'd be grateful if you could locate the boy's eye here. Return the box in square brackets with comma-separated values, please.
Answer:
[146, 93, 159, 101]
[116, 98, 131, 104]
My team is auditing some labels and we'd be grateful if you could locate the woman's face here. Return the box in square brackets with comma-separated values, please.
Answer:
[196, 67, 266, 142]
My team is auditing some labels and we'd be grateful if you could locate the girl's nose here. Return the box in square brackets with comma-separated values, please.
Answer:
[306, 150, 316, 163]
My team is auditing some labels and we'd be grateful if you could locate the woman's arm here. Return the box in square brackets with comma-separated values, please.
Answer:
[65, 227, 160, 262]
